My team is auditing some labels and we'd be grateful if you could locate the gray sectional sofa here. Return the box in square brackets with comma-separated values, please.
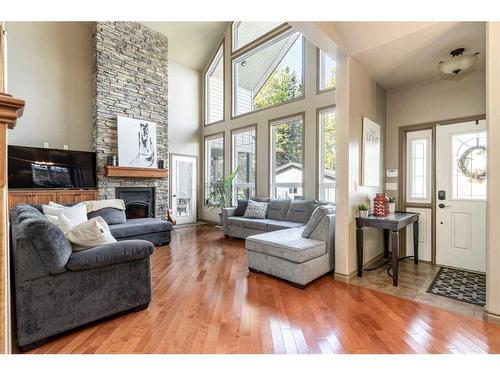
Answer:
[10, 204, 158, 351]
[222, 199, 336, 288]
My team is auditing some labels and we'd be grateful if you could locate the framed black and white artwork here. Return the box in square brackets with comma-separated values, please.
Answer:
[117, 116, 157, 168]
[361, 117, 381, 187]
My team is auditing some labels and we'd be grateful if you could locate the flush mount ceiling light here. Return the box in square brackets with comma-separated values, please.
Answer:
[438, 48, 479, 76]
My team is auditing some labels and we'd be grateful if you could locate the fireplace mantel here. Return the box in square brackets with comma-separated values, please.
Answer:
[104, 165, 168, 178]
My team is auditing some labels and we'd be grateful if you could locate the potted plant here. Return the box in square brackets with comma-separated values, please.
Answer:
[207, 168, 239, 226]
[388, 196, 396, 214]
[357, 203, 369, 218]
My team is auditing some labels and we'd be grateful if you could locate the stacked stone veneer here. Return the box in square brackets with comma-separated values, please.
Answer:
[92, 22, 168, 218]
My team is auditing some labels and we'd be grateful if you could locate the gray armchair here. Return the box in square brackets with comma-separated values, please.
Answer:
[10, 204, 154, 351]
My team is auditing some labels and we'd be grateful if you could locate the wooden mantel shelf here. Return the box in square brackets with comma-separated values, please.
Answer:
[0, 93, 25, 129]
[104, 165, 168, 178]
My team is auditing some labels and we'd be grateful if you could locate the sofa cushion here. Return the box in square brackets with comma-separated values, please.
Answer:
[67, 239, 154, 271]
[88, 207, 127, 225]
[243, 219, 269, 231]
[267, 220, 305, 231]
[234, 200, 248, 216]
[227, 216, 247, 228]
[251, 197, 270, 203]
[109, 218, 172, 239]
[243, 200, 268, 219]
[246, 227, 326, 264]
[302, 205, 336, 238]
[20, 217, 73, 275]
[266, 199, 291, 221]
[285, 200, 318, 223]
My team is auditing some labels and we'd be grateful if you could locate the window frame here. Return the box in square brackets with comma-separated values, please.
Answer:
[317, 48, 336, 94]
[317, 105, 336, 202]
[406, 129, 432, 204]
[231, 21, 288, 55]
[204, 39, 225, 126]
[268, 112, 306, 199]
[231, 124, 257, 204]
[204, 132, 225, 206]
[231, 29, 306, 120]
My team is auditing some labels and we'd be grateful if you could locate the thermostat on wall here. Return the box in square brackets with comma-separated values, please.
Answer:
[386, 169, 398, 178]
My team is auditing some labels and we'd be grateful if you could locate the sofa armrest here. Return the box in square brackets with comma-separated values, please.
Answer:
[222, 207, 237, 235]
[66, 240, 154, 271]
[309, 214, 335, 268]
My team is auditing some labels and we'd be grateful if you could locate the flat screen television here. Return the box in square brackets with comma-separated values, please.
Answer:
[8, 145, 97, 189]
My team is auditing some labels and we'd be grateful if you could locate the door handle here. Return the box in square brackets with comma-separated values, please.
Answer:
[438, 203, 451, 208]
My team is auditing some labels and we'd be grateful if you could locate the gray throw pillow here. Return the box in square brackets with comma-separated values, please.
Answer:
[234, 200, 248, 216]
[302, 205, 335, 238]
[243, 200, 268, 219]
[87, 207, 126, 225]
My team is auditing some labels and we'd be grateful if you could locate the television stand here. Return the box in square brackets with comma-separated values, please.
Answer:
[8, 188, 98, 210]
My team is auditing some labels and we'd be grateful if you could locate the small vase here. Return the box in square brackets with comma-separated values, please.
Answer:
[373, 193, 389, 217]
[388, 202, 396, 214]
[358, 210, 369, 218]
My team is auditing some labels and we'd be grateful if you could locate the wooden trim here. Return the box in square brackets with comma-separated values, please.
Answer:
[230, 123, 257, 203]
[316, 105, 336, 200]
[230, 33, 306, 120]
[268, 112, 305, 198]
[204, 39, 225, 127]
[104, 166, 168, 178]
[0, 94, 25, 129]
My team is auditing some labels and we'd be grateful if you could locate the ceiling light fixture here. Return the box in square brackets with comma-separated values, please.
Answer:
[240, 60, 247, 67]
[438, 48, 479, 76]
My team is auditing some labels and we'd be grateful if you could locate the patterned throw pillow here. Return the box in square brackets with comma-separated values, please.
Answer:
[243, 200, 268, 219]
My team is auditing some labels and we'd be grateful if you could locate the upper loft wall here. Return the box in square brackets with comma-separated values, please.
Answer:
[6, 22, 93, 151]
[385, 69, 486, 200]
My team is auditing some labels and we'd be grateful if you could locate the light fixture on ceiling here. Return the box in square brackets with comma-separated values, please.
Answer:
[240, 60, 247, 67]
[438, 48, 479, 76]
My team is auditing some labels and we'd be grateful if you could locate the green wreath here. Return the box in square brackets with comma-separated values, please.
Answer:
[458, 145, 487, 182]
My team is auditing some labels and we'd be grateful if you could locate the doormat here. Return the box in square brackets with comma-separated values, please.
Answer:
[427, 267, 486, 306]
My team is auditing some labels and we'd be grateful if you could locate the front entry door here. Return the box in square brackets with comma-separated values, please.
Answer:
[170, 154, 197, 225]
[435, 120, 487, 272]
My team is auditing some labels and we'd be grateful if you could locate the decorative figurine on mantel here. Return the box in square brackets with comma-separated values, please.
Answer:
[373, 193, 389, 216]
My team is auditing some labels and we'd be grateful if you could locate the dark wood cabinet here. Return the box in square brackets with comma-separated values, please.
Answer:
[8, 189, 98, 210]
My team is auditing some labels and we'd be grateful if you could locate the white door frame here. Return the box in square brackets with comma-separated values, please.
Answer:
[169, 153, 198, 225]
[399, 115, 486, 265]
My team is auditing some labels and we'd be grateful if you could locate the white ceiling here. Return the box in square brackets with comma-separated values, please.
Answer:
[332, 21, 486, 90]
[141, 22, 228, 71]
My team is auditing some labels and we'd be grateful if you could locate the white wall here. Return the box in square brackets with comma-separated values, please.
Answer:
[6, 22, 93, 151]
[168, 60, 201, 157]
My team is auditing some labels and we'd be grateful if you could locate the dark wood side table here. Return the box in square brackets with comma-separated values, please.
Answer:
[355, 212, 419, 286]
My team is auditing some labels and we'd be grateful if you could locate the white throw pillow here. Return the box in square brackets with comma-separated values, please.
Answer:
[66, 216, 117, 251]
[48, 201, 64, 208]
[43, 203, 88, 228]
[243, 200, 268, 219]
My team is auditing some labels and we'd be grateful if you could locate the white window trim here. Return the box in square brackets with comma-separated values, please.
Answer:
[269, 114, 304, 199]
[231, 126, 256, 204]
[318, 49, 335, 92]
[406, 129, 432, 204]
[204, 133, 225, 205]
[204, 44, 224, 125]
[318, 107, 336, 202]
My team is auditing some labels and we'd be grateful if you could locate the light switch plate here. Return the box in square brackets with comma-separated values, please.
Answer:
[386, 169, 398, 178]
[386, 182, 398, 191]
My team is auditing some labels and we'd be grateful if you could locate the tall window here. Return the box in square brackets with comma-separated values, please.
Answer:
[232, 126, 256, 203]
[205, 134, 224, 204]
[270, 115, 304, 199]
[406, 129, 432, 203]
[319, 108, 336, 202]
[318, 49, 336, 91]
[232, 21, 284, 52]
[233, 30, 304, 117]
[205, 43, 224, 124]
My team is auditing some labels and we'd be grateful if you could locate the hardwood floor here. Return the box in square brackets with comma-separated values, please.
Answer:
[28, 225, 500, 354]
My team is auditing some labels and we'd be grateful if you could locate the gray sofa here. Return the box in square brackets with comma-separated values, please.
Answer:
[222, 199, 335, 288]
[10, 204, 155, 351]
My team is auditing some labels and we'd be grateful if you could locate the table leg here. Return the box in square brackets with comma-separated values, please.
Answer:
[413, 220, 419, 264]
[356, 226, 364, 277]
[383, 229, 389, 258]
[392, 230, 399, 286]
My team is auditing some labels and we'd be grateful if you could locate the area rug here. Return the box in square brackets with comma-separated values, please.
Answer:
[427, 267, 486, 306]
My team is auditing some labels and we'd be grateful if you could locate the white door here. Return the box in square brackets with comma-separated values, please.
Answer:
[436, 120, 487, 272]
[170, 154, 197, 225]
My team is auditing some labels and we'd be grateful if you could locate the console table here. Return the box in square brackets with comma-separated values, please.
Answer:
[355, 212, 419, 286]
